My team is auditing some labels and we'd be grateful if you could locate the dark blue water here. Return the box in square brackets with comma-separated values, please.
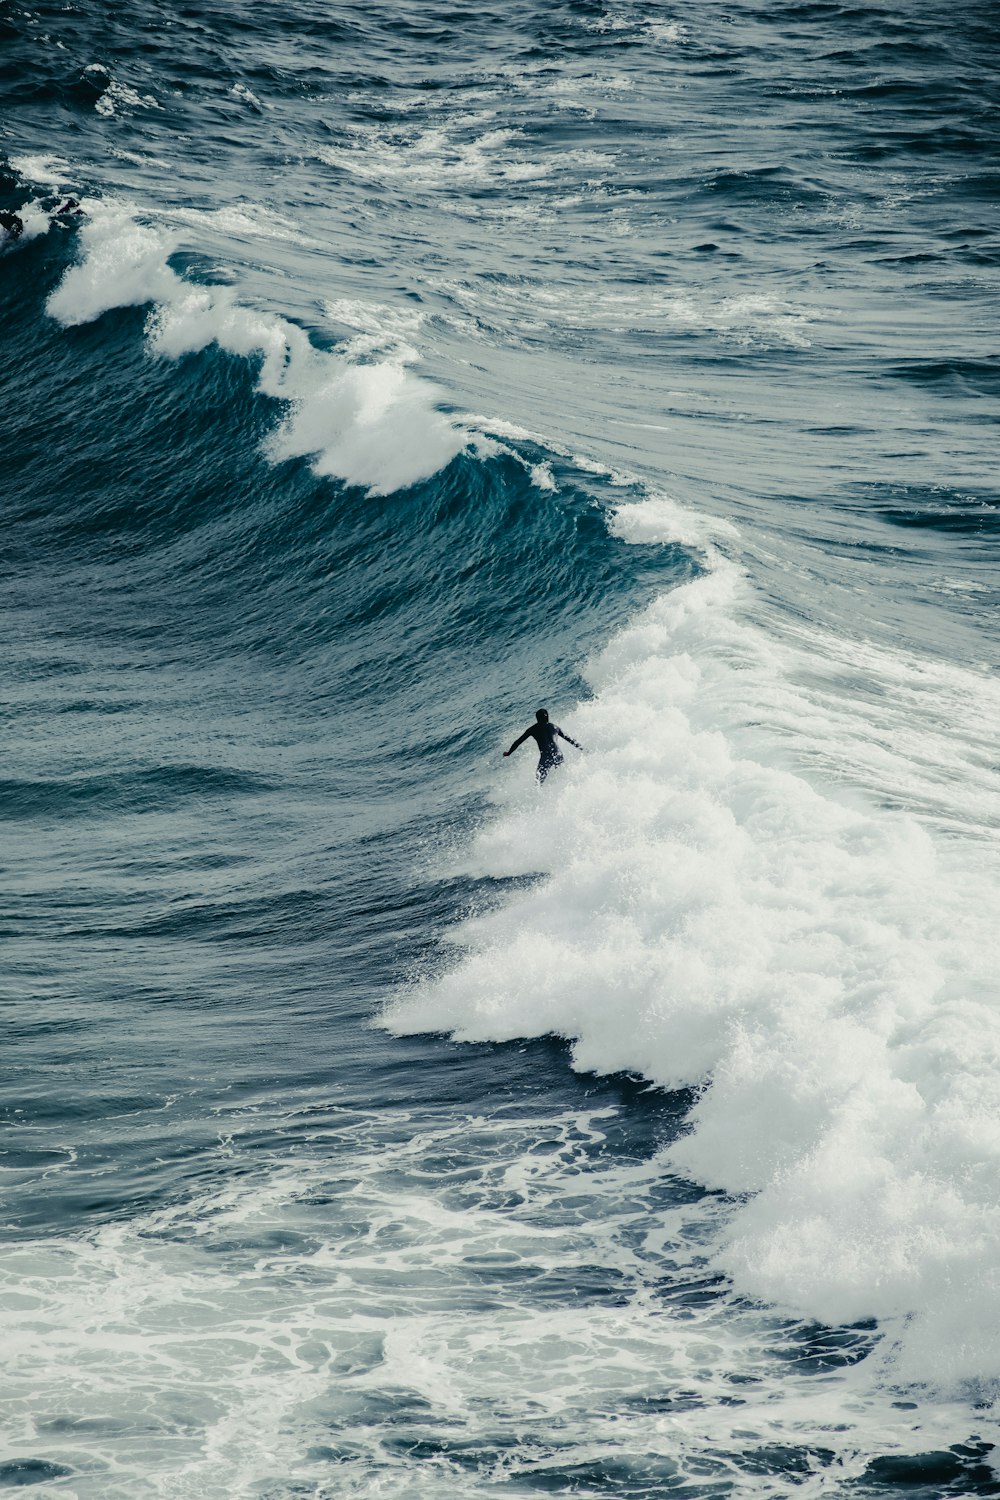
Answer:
[3, 1, 1000, 1495]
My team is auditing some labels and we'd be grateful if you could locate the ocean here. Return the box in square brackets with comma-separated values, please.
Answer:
[2, 0, 1000, 1494]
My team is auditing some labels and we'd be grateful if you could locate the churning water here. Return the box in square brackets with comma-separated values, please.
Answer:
[3, 1, 1000, 1495]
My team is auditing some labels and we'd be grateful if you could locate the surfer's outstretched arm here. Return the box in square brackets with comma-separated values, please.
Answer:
[555, 727, 583, 750]
[503, 728, 532, 758]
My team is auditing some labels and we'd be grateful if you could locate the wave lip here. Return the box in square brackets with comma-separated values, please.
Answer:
[45, 203, 466, 495]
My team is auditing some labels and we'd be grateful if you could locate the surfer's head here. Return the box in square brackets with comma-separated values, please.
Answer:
[535, 708, 549, 723]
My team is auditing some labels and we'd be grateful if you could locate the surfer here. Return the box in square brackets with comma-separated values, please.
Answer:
[503, 708, 583, 783]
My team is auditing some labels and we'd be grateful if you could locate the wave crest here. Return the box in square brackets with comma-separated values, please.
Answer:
[46, 205, 465, 495]
[385, 558, 1000, 1389]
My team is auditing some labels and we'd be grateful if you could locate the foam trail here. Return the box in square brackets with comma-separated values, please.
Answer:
[386, 547, 1000, 1391]
[7, 1099, 987, 1499]
[45, 205, 465, 495]
[9, 152, 72, 187]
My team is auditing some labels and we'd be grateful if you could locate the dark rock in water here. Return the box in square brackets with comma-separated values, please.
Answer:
[51, 197, 82, 227]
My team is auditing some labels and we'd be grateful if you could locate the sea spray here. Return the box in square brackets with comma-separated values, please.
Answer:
[46, 205, 465, 495]
[385, 559, 1000, 1389]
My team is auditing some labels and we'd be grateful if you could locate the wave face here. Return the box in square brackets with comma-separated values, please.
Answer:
[3, 0, 1000, 1495]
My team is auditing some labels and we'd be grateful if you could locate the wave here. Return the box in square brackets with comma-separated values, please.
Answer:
[43, 201, 465, 496]
[7, 1092, 986, 1500]
[0, 766, 274, 822]
[883, 358, 1000, 398]
[17, 159, 1000, 1401]
[386, 532, 1000, 1391]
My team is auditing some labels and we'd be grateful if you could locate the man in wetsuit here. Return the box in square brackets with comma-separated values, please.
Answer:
[503, 708, 583, 783]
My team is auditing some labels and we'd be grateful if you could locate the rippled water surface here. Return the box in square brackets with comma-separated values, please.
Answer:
[2, 0, 1000, 1495]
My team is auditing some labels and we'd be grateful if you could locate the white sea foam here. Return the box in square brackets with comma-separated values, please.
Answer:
[386, 547, 1000, 1390]
[644, 20, 686, 43]
[46, 210, 179, 324]
[9, 152, 71, 186]
[1, 200, 51, 243]
[45, 206, 464, 495]
[264, 357, 462, 495]
[94, 80, 159, 117]
[168, 201, 306, 244]
[1, 1097, 991, 1499]
[316, 114, 607, 197]
[584, 12, 636, 33]
[230, 81, 265, 110]
[110, 146, 174, 170]
[612, 494, 740, 552]
[82, 62, 159, 118]
[323, 296, 425, 363]
[583, 12, 686, 43]
[529, 461, 556, 491]
[438, 276, 818, 351]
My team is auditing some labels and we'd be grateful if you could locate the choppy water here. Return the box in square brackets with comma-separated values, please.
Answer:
[2, 1, 1000, 1495]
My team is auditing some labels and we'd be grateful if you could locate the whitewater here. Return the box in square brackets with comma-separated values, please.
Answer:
[3, 0, 1000, 1495]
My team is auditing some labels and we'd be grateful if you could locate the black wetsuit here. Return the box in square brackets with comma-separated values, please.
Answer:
[508, 721, 582, 782]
